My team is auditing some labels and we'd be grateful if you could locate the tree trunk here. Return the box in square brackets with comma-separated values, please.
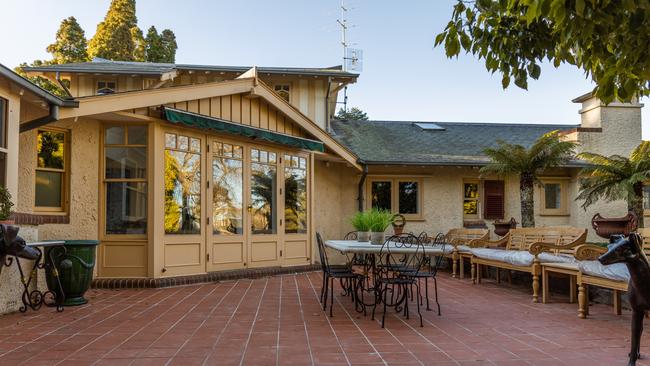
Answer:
[520, 173, 535, 228]
[629, 183, 644, 228]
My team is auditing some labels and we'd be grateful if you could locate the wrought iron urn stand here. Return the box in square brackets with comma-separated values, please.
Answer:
[1, 240, 67, 312]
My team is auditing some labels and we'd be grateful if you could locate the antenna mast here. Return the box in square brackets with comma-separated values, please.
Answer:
[337, 0, 349, 113]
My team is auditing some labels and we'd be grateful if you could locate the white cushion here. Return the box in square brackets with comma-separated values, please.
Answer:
[470, 248, 534, 266]
[578, 261, 630, 282]
[456, 245, 471, 252]
[470, 248, 578, 267]
[430, 243, 453, 254]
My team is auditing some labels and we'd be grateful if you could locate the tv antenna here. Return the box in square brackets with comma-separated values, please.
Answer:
[337, 0, 362, 113]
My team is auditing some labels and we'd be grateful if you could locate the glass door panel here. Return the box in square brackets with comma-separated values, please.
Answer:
[250, 148, 277, 234]
[248, 147, 281, 268]
[208, 140, 246, 271]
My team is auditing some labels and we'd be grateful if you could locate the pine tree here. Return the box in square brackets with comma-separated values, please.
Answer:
[87, 0, 140, 61]
[160, 29, 178, 63]
[46, 16, 88, 64]
[144, 26, 164, 62]
[131, 27, 146, 62]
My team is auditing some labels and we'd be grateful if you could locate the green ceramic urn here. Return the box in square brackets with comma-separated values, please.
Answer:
[45, 240, 99, 306]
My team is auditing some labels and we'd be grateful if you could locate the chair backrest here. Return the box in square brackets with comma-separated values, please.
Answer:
[316, 232, 330, 273]
[505, 227, 587, 253]
[445, 228, 489, 245]
[377, 233, 425, 278]
[343, 231, 358, 240]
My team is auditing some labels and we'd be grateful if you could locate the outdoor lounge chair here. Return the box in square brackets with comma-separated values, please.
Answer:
[469, 227, 587, 302]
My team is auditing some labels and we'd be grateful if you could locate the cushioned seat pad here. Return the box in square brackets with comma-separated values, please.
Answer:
[578, 261, 629, 282]
[470, 248, 577, 267]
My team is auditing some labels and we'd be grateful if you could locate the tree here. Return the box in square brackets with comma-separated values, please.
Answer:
[14, 61, 67, 98]
[160, 29, 178, 63]
[576, 142, 650, 228]
[435, 1, 650, 103]
[46, 16, 88, 64]
[144, 26, 164, 62]
[144, 26, 177, 63]
[88, 0, 140, 61]
[480, 131, 577, 227]
[335, 107, 369, 121]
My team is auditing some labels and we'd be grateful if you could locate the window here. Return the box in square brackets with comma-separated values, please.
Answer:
[539, 179, 569, 215]
[463, 181, 479, 219]
[274, 84, 290, 102]
[35, 129, 67, 211]
[285, 154, 307, 234]
[643, 185, 650, 214]
[368, 178, 421, 218]
[96, 80, 116, 95]
[483, 180, 505, 220]
[0, 97, 7, 149]
[104, 125, 147, 235]
[212, 141, 244, 235]
[165, 133, 202, 234]
[0, 98, 8, 187]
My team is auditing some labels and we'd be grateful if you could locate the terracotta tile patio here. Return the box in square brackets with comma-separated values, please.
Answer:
[0, 272, 646, 365]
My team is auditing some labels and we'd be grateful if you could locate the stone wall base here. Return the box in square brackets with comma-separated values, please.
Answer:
[92, 264, 320, 289]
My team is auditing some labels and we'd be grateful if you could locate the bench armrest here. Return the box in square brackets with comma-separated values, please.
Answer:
[468, 235, 508, 249]
[574, 244, 607, 261]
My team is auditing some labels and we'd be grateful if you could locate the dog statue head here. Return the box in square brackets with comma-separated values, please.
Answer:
[598, 233, 645, 266]
[0, 224, 38, 260]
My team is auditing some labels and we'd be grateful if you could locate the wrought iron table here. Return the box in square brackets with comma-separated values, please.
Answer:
[324, 240, 446, 313]
[2, 241, 66, 312]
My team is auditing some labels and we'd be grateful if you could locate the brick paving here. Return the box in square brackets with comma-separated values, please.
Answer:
[0, 271, 646, 365]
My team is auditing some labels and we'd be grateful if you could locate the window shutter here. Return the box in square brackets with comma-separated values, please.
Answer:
[484, 180, 504, 220]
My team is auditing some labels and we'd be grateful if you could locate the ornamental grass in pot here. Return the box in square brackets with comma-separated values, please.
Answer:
[367, 208, 394, 245]
[350, 211, 371, 242]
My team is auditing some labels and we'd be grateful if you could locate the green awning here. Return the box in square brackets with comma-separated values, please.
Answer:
[163, 107, 324, 152]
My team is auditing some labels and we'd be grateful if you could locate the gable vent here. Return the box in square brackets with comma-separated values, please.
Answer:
[414, 122, 445, 131]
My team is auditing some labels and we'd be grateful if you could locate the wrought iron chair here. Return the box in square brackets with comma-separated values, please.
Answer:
[372, 233, 426, 328]
[316, 232, 363, 317]
[400, 232, 446, 315]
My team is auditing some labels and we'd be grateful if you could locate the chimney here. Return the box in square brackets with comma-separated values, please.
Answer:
[572, 92, 643, 156]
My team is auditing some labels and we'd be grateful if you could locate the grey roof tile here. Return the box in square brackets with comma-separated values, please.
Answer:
[330, 119, 580, 165]
[23, 58, 359, 78]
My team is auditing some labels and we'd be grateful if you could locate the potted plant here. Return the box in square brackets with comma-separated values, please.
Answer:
[350, 211, 370, 242]
[367, 208, 394, 245]
[0, 187, 15, 225]
[392, 214, 406, 235]
[591, 212, 638, 240]
[493, 217, 517, 237]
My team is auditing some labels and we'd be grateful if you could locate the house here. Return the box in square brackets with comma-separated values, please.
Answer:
[0, 58, 642, 288]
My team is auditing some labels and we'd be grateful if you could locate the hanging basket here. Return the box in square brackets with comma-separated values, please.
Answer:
[392, 214, 406, 235]
[591, 212, 638, 239]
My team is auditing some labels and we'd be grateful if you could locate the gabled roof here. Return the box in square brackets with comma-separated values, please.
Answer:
[23, 58, 359, 79]
[55, 76, 361, 169]
[331, 119, 582, 166]
[0, 63, 78, 107]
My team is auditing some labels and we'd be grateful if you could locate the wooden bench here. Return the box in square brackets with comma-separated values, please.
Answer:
[568, 228, 650, 319]
[469, 227, 587, 302]
[443, 228, 489, 279]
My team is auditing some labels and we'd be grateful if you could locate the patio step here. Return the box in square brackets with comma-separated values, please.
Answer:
[91, 264, 320, 289]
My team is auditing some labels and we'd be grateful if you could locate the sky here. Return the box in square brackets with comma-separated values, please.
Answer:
[0, 0, 647, 139]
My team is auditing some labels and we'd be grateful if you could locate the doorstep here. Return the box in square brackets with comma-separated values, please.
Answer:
[92, 264, 320, 289]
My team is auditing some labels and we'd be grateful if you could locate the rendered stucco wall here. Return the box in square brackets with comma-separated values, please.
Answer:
[17, 117, 100, 241]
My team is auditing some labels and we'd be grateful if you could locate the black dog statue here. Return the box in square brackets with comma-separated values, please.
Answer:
[598, 233, 649, 366]
[0, 224, 38, 262]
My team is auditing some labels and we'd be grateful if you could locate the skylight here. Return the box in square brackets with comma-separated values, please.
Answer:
[414, 122, 445, 131]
